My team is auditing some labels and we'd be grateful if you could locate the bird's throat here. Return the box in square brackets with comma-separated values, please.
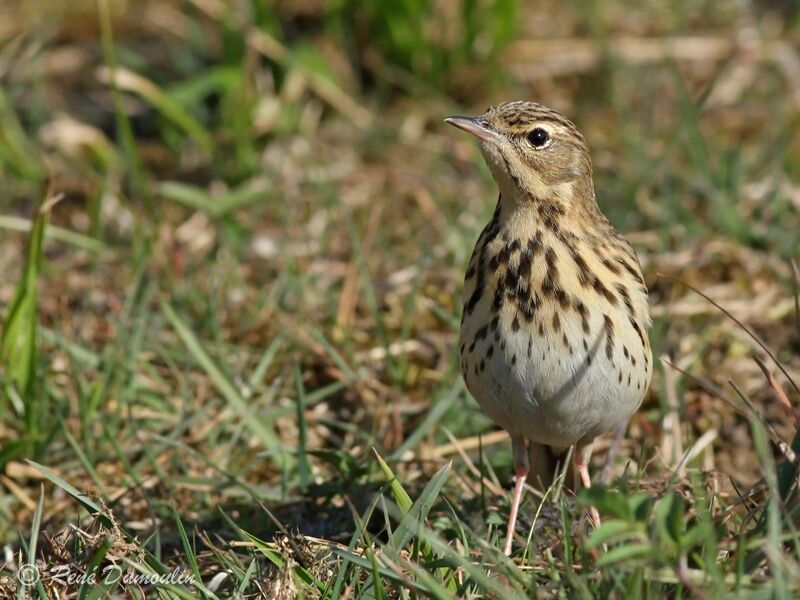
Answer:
[495, 177, 602, 234]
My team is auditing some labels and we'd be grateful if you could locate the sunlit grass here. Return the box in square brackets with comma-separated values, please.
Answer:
[0, 0, 799, 597]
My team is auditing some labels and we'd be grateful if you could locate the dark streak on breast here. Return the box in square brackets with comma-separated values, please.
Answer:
[464, 199, 502, 315]
[603, 314, 615, 361]
[615, 255, 645, 286]
[615, 282, 635, 320]
[574, 300, 590, 334]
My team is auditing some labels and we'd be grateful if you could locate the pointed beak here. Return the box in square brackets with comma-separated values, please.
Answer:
[444, 116, 503, 144]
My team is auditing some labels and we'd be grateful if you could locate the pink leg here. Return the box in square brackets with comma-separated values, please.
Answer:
[598, 423, 625, 485]
[503, 437, 529, 556]
[575, 442, 601, 530]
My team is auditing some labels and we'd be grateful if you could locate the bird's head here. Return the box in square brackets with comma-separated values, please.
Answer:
[446, 101, 594, 206]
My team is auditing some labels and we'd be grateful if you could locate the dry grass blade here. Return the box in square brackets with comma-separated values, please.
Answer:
[2, 1, 800, 597]
[661, 357, 744, 416]
[678, 429, 718, 469]
[440, 428, 506, 497]
[660, 353, 685, 475]
[336, 202, 384, 330]
[754, 355, 799, 428]
[428, 429, 509, 459]
[661, 274, 800, 398]
[792, 258, 800, 338]
[245, 29, 371, 125]
[729, 380, 796, 464]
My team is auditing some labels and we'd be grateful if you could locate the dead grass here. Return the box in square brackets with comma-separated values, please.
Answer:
[0, 0, 799, 597]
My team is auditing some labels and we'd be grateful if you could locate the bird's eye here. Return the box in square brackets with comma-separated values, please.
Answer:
[527, 127, 549, 148]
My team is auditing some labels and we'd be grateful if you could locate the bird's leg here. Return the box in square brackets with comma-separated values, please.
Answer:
[503, 436, 529, 556]
[574, 441, 601, 530]
[598, 423, 626, 486]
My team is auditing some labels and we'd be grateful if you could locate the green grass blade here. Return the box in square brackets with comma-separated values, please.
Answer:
[161, 301, 283, 458]
[101, 68, 213, 155]
[373, 449, 413, 513]
[62, 425, 109, 497]
[331, 493, 382, 598]
[26, 484, 44, 571]
[1, 196, 48, 403]
[331, 548, 432, 595]
[157, 180, 270, 217]
[97, 0, 150, 209]
[0, 214, 108, 253]
[76, 535, 113, 600]
[390, 380, 462, 460]
[25, 459, 102, 514]
[586, 519, 643, 550]
[233, 526, 327, 594]
[173, 505, 218, 600]
[388, 461, 451, 550]
[236, 559, 258, 596]
[595, 543, 655, 568]
[294, 362, 311, 488]
[0, 87, 44, 181]
[248, 335, 283, 391]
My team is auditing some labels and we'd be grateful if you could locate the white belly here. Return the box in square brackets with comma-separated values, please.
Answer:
[459, 211, 652, 448]
[460, 302, 649, 448]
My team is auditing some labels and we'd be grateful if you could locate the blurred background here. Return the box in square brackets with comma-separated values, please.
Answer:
[1, 0, 799, 596]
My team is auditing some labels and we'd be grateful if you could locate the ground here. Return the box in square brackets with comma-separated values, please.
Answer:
[0, 1, 799, 598]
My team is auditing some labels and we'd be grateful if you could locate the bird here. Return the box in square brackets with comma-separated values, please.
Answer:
[445, 101, 652, 555]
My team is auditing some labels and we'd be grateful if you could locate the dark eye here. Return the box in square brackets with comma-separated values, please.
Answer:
[527, 127, 549, 148]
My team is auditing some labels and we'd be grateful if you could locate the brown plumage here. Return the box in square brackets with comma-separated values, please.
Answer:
[447, 101, 652, 555]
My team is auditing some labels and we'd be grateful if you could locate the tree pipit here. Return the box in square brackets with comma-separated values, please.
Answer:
[446, 102, 652, 555]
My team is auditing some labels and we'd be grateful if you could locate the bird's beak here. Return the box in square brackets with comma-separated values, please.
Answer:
[444, 116, 503, 144]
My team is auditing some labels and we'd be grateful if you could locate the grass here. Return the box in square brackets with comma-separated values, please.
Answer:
[1, 0, 800, 597]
